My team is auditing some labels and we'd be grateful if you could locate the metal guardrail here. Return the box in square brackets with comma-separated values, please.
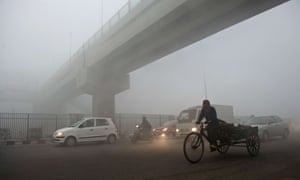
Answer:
[0, 113, 175, 141]
[0, 113, 88, 141]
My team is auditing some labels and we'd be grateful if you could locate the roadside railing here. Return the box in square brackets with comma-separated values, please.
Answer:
[0, 112, 175, 142]
[0, 113, 88, 141]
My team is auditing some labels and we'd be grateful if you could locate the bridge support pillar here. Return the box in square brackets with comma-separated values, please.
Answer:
[92, 80, 115, 118]
[92, 73, 129, 118]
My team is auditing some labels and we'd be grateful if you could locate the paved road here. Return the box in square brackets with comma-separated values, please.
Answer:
[1, 131, 300, 180]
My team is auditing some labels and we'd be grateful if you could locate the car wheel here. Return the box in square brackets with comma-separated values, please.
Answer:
[262, 131, 269, 142]
[65, 137, 76, 146]
[107, 135, 116, 144]
[282, 129, 289, 139]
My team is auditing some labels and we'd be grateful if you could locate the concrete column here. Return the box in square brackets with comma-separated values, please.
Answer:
[92, 79, 115, 118]
[91, 71, 129, 118]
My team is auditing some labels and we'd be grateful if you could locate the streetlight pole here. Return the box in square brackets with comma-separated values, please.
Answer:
[101, 0, 103, 32]
[203, 64, 208, 99]
[69, 32, 72, 61]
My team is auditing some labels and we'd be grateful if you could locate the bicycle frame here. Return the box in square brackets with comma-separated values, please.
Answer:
[197, 122, 212, 144]
[197, 122, 230, 147]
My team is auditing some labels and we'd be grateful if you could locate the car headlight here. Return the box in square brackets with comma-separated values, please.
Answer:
[163, 128, 168, 132]
[191, 127, 197, 132]
[56, 131, 64, 137]
[176, 128, 179, 132]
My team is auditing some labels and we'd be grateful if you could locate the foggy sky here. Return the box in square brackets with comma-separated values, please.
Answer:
[0, 0, 127, 88]
[0, 0, 126, 112]
[1, 0, 300, 118]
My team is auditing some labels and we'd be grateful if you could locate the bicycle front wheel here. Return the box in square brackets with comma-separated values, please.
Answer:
[183, 132, 204, 163]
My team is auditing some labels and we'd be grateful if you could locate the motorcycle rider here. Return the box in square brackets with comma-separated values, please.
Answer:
[196, 99, 218, 151]
[139, 116, 152, 138]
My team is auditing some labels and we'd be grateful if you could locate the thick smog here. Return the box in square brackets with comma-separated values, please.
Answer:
[0, 0, 300, 180]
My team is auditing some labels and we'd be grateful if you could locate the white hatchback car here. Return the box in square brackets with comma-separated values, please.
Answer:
[53, 117, 118, 146]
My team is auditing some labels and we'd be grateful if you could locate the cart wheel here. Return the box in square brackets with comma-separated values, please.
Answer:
[183, 132, 204, 163]
[246, 133, 260, 157]
[217, 143, 230, 154]
[216, 127, 230, 154]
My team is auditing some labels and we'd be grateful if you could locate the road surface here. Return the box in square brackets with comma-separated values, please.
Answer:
[1, 131, 299, 180]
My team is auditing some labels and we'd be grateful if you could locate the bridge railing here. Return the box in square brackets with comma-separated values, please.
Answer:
[88, 0, 142, 47]
[42, 0, 146, 92]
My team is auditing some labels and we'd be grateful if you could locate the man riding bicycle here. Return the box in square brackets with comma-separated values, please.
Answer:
[196, 99, 218, 151]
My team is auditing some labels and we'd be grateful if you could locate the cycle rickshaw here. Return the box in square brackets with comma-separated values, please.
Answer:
[183, 120, 260, 163]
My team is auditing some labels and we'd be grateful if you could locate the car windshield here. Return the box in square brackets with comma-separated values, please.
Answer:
[162, 120, 177, 127]
[246, 118, 268, 125]
[177, 110, 197, 123]
[70, 119, 86, 127]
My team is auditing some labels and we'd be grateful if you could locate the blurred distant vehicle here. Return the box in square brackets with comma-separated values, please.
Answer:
[236, 115, 255, 124]
[176, 105, 235, 136]
[53, 117, 118, 146]
[153, 120, 178, 137]
[245, 116, 289, 141]
[130, 124, 153, 143]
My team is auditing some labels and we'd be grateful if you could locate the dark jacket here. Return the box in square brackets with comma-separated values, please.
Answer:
[198, 106, 218, 123]
[140, 120, 152, 131]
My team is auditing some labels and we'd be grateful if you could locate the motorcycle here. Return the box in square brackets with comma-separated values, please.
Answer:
[130, 124, 153, 144]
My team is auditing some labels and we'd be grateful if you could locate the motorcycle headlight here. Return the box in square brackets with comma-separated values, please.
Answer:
[191, 127, 197, 132]
[163, 128, 168, 132]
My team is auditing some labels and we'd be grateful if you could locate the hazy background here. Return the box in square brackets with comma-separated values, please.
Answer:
[0, 0, 300, 118]
[0, 0, 127, 112]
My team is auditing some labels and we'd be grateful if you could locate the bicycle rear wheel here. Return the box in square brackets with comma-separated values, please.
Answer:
[183, 132, 204, 163]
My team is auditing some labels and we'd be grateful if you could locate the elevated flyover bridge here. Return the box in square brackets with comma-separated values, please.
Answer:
[36, 0, 289, 117]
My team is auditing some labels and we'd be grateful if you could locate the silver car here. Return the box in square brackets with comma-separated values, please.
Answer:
[245, 116, 289, 141]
